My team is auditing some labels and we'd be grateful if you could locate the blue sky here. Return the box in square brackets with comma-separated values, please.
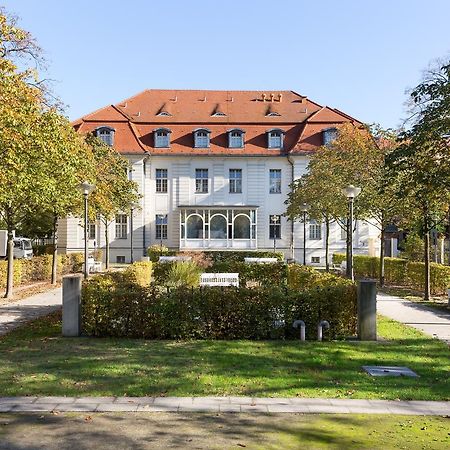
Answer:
[3, 0, 449, 128]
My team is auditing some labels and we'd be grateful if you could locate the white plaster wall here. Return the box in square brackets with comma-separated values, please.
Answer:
[61, 153, 381, 264]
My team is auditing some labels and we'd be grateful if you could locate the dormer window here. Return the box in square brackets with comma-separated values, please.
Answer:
[95, 126, 115, 146]
[228, 129, 245, 148]
[267, 129, 285, 149]
[193, 128, 211, 148]
[322, 127, 338, 146]
[211, 103, 226, 117]
[154, 128, 171, 148]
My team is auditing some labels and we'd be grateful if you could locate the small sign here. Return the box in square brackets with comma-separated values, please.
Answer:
[200, 273, 239, 287]
[362, 366, 419, 377]
[244, 257, 279, 264]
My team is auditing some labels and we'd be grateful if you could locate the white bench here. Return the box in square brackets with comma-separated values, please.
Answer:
[244, 257, 279, 264]
[200, 273, 239, 287]
[158, 256, 192, 263]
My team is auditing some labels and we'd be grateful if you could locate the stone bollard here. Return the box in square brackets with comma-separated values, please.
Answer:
[62, 274, 83, 337]
[357, 280, 377, 341]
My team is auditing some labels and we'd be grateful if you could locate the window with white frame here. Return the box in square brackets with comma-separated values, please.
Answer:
[87, 222, 96, 240]
[267, 129, 284, 149]
[195, 169, 208, 193]
[269, 169, 282, 194]
[155, 214, 168, 240]
[269, 215, 281, 239]
[229, 169, 242, 193]
[193, 129, 210, 148]
[322, 127, 338, 146]
[228, 129, 245, 148]
[154, 128, 171, 148]
[115, 214, 128, 239]
[155, 168, 168, 193]
[95, 127, 114, 146]
[311, 256, 321, 264]
[309, 220, 322, 240]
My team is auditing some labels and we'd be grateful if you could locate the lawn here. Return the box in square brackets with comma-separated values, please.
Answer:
[0, 413, 448, 449]
[0, 313, 448, 400]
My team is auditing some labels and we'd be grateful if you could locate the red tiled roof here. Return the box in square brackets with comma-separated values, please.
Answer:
[73, 89, 362, 155]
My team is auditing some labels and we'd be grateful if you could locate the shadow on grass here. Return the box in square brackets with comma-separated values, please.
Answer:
[0, 312, 448, 400]
[0, 412, 448, 450]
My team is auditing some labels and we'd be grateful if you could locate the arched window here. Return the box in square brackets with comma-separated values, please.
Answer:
[210, 214, 227, 239]
[233, 215, 250, 239]
[266, 129, 285, 149]
[193, 128, 211, 148]
[186, 215, 203, 239]
[322, 127, 338, 146]
[95, 126, 115, 146]
[227, 129, 245, 148]
[154, 128, 171, 148]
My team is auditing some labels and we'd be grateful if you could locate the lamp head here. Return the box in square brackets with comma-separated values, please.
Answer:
[78, 181, 95, 195]
[300, 203, 310, 213]
[343, 185, 361, 199]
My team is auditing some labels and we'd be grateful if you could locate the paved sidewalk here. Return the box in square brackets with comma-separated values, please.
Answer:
[0, 287, 62, 336]
[377, 292, 450, 344]
[0, 397, 448, 415]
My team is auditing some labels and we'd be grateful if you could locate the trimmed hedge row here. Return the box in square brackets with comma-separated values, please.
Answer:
[153, 260, 288, 287]
[123, 261, 153, 287]
[332, 253, 450, 294]
[82, 273, 357, 340]
[0, 253, 84, 288]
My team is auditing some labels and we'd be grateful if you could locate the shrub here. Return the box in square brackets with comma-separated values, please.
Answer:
[166, 261, 202, 288]
[147, 244, 173, 262]
[332, 253, 346, 265]
[82, 274, 357, 340]
[204, 250, 284, 264]
[32, 244, 54, 256]
[176, 251, 213, 269]
[399, 233, 424, 261]
[287, 264, 350, 290]
[123, 261, 152, 287]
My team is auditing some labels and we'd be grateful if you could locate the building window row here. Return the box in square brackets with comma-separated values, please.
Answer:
[156, 168, 282, 194]
[153, 128, 285, 149]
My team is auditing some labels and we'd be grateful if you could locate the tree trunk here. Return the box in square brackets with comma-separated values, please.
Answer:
[379, 226, 385, 287]
[439, 237, 445, 265]
[51, 214, 58, 285]
[424, 214, 431, 301]
[105, 219, 110, 270]
[5, 226, 14, 299]
[325, 217, 330, 272]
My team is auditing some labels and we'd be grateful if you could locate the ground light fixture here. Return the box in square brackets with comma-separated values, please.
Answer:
[300, 203, 310, 265]
[77, 181, 95, 279]
[343, 185, 361, 280]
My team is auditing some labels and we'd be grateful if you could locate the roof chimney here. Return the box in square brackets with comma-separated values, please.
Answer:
[278, 94, 282, 102]
[270, 93, 275, 102]
[262, 93, 266, 101]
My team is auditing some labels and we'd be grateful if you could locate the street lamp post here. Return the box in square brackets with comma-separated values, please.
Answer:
[272, 215, 280, 253]
[300, 203, 310, 265]
[343, 185, 361, 281]
[157, 214, 165, 250]
[77, 181, 95, 279]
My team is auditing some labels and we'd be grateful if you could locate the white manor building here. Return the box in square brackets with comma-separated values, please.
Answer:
[59, 90, 380, 264]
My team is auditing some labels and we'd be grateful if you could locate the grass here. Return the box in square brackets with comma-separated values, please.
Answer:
[0, 413, 448, 449]
[0, 312, 448, 400]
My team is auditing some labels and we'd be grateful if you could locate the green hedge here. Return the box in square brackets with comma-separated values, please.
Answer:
[333, 253, 450, 294]
[82, 274, 357, 340]
[0, 252, 84, 289]
[153, 260, 288, 287]
[287, 264, 353, 290]
[123, 261, 152, 287]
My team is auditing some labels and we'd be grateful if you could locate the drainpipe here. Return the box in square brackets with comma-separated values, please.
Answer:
[142, 152, 151, 256]
[287, 155, 295, 261]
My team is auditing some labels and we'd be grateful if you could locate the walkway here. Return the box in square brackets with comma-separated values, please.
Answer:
[377, 292, 450, 344]
[0, 397, 448, 415]
[0, 287, 62, 336]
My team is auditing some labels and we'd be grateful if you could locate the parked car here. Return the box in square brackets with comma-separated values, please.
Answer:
[0, 230, 33, 259]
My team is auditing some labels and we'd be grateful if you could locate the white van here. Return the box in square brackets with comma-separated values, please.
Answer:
[0, 231, 34, 259]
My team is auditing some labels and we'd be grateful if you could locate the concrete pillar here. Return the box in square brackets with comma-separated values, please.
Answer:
[62, 274, 83, 337]
[357, 280, 377, 341]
